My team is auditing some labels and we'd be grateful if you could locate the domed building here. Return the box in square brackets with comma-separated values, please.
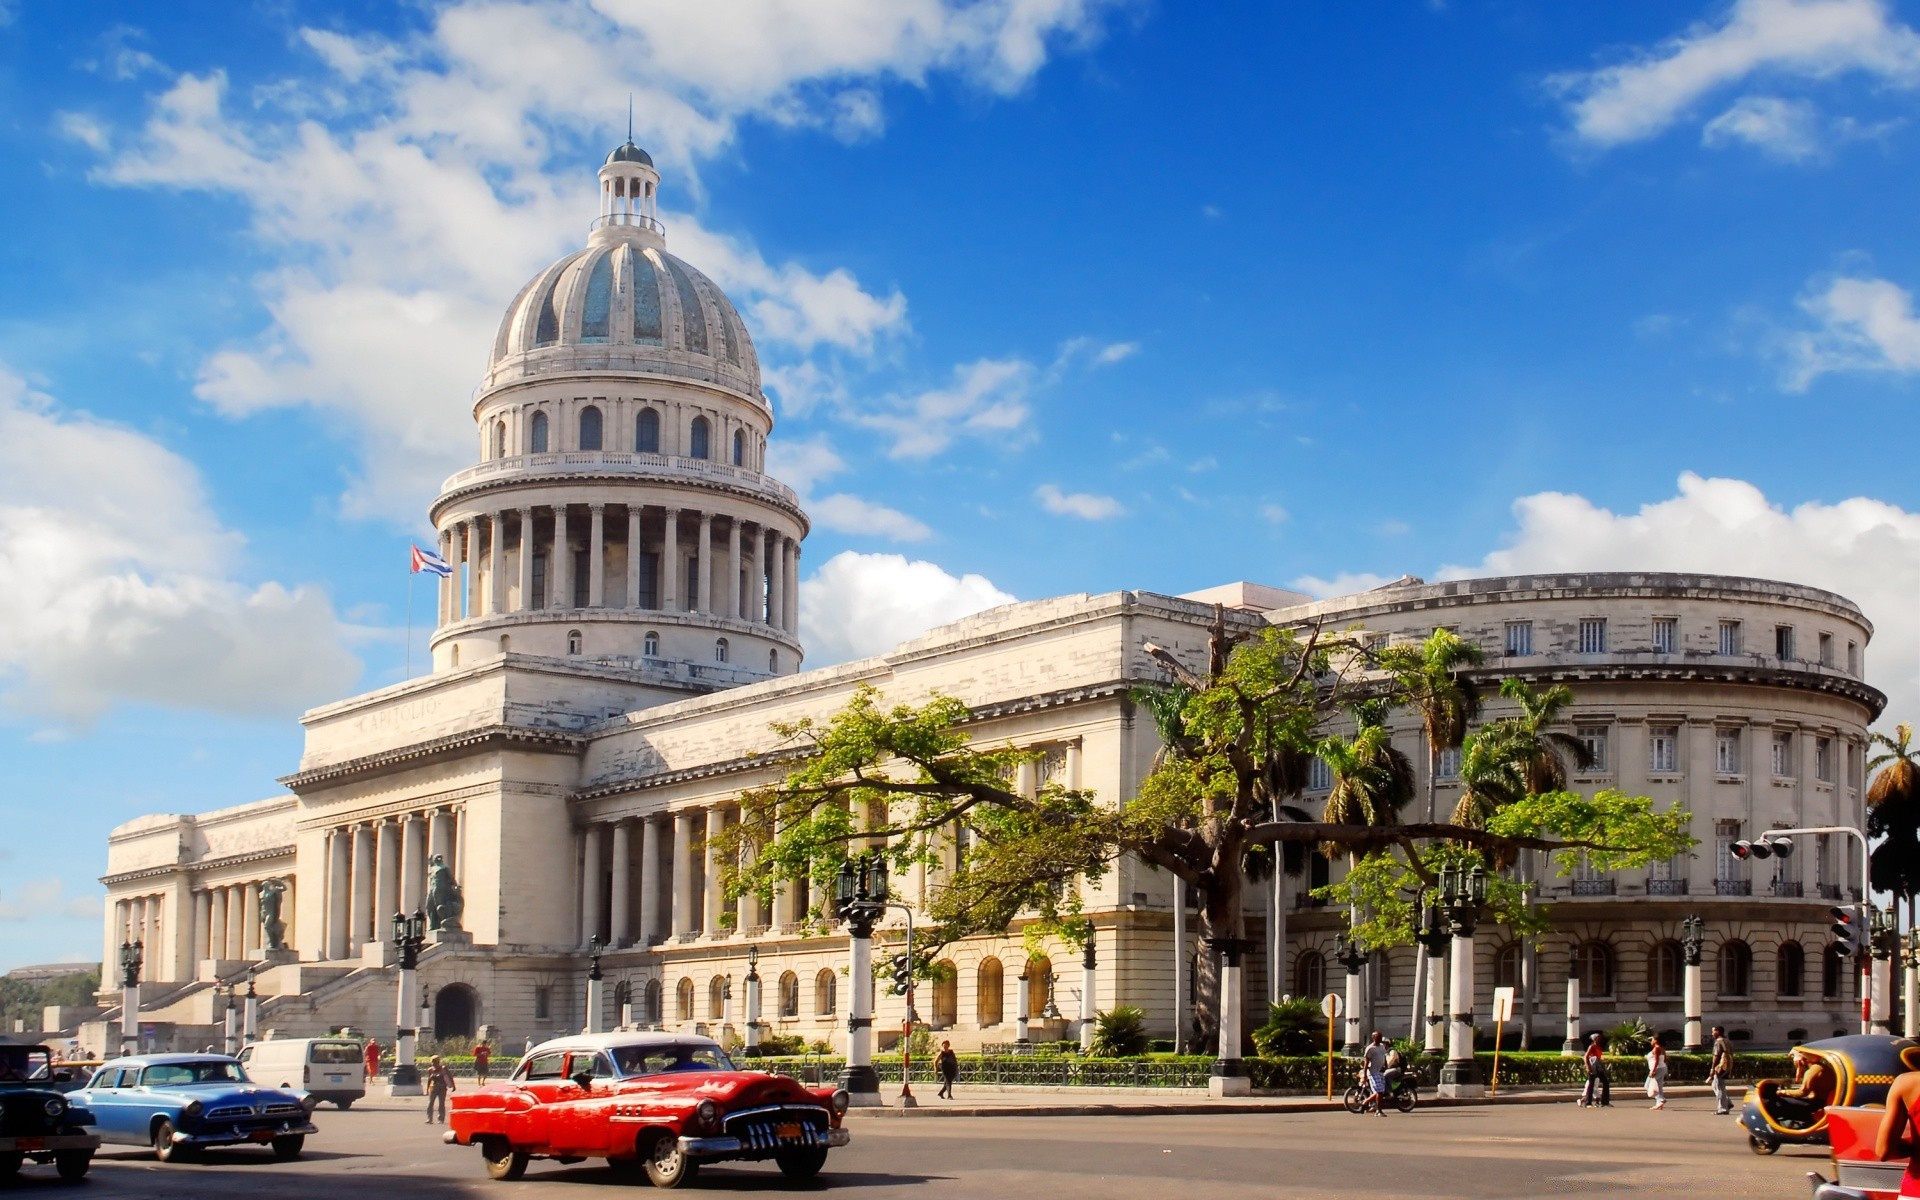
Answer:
[88, 147, 1888, 1070]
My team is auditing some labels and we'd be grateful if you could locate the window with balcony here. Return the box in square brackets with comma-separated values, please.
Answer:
[530, 410, 550, 454]
[1772, 731, 1794, 778]
[1504, 621, 1533, 657]
[1649, 725, 1679, 774]
[1815, 736, 1833, 783]
[635, 407, 661, 453]
[1715, 819, 1749, 894]
[1719, 620, 1741, 656]
[1716, 729, 1741, 775]
[1652, 617, 1677, 653]
[579, 404, 603, 451]
[1818, 632, 1834, 666]
[1648, 853, 1688, 895]
[1572, 855, 1613, 896]
[1578, 618, 1607, 654]
[1776, 625, 1796, 660]
[689, 415, 711, 460]
[1578, 727, 1609, 773]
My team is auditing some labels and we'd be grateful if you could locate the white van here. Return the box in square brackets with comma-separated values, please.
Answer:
[238, 1037, 366, 1110]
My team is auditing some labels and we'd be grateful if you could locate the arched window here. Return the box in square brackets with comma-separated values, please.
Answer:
[708, 975, 726, 1020]
[567, 629, 583, 655]
[1494, 942, 1523, 990]
[769, 649, 779, 673]
[689, 415, 711, 460]
[1026, 956, 1054, 1017]
[1779, 941, 1805, 998]
[715, 637, 729, 663]
[1649, 941, 1684, 997]
[498, 634, 511, 655]
[530, 411, 550, 453]
[1576, 941, 1614, 997]
[1719, 939, 1753, 997]
[645, 979, 662, 1025]
[1823, 944, 1846, 999]
[977, 958, 1004, 1026]
[675, 977, 694, 1022]
[1296, 950, 1325, 1000]
[1371, 951, 1393, 1001]
[732, 428, 745, 466]
[613, 980, 632, 1016]
[579, 404, 603, 451]
[815, 969, 837, 1017]
[779, 971, 799, 1018]
[932, 961, 958, 1028]
[643, 631, 660, 657]
[635, 407, 660, 453]
[492, 420, 506, 459]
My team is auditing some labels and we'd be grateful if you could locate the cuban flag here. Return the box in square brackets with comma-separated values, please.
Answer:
[411, 544, 452, 578]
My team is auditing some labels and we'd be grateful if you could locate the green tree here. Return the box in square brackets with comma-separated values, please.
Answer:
[1868, 722, 1920, 924]
[1378, 630, 1485, 824]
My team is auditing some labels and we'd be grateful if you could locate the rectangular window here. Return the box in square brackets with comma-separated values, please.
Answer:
[1815, 736, 1833, 783]
[1772, 731, 1795, 778]
[1848, 641, 1860, 674]
[534, 986, 551, 1021]
[1504, 621, 1533, 657]
[573, 549, 591, 608]
[1651, 617, 1677, 654]
[1362, 632, 1387, 652]
[1776, 625, 1796, 660]
[637, 552, 660, 610]
[1719, 620, 1741, 656]
[1716, 819, 1744, 880]
[1817, 834, 1834, 889]
[1578, 727, 1609, 773]
[1818, 632, 1834, 666]
[1649, 725, 1679, 773]
[1716, 729, 1741, 775]
[685, 559, 700, 611]
[1578, 618, 1607, 654]
[1308, 757, 1332, 791]
[1437, 747, 1462, 781]
[531, 553, 548, 609]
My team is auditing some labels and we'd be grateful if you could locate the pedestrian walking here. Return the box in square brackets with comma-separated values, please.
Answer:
[473, 1041, 492, 1086]
[363, 1038, 381, 1084]
[1644, 1036, 1668, 1110]
[425, 1054, 456, 1124]
[935, 1041, 959, 1101]
[1362, 1032, 1391, 1116]
[1709, 1025, 1734, 1115]
[1579, 1033, 1611, 1108]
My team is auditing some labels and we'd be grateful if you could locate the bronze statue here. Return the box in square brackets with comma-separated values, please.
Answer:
[258, 878, 289, 950]
[426, 854, 465, 932]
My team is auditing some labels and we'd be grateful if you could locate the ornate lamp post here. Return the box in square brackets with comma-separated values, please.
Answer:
[743, 946, 763, 1051]
[118, 937, 143, 1055]
[220, 981, 240, 1056]
[388, 909, 428, 1092]
[584, 935, 607, 1035]
[1435, 862, 1488, 1097]
[721, 975, 734, 1034]
[1680, 915, 1705, 1052]
[1206, 935, 1256, 1097]
[1332, 932, 1367, 1056]
[243, 969, 260, 1045]
[1414, 904, 1450, 1056]
[1078, 920, 1098, 1053]
[1871, 909, 1899, 1036]
[1015, 962, 1032, 1043]
[833, 853, 889, 1105]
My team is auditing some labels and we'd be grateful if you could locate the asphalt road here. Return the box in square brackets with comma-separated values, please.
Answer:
[9, 1095, 1826, 1198]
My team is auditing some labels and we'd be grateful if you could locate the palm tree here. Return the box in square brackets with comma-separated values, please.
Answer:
[1379, 630, 1486, 823]
[1454, 678, 1593, 829]
[1315, 707, 1416, 1041]
[1868, 723, 1920, 926]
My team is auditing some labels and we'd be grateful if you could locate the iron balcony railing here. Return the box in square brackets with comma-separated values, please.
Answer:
[1647, 879, 1689, 896]
[1715, 879, 1753, 896]
[1571, 879, 1616, 896]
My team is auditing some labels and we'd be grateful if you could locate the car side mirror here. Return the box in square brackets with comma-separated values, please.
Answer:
[570, 1071, 593, 1092]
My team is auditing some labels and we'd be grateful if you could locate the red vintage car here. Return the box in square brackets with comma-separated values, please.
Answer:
[444, 1033, 850, 1188]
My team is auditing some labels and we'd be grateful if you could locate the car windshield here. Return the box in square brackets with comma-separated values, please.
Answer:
[0, 1047, 52, 1083]
[310, 1042, 362, 1065]
[141, 1061, 248, 1086]
[610, 1043, 735, 1077]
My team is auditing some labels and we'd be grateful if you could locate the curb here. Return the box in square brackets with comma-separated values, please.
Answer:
[845, 1085, 1719, 1119]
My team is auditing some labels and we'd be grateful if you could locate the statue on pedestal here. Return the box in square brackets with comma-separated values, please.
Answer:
[258, 878, 289, 950]
[425, 855, 465, 932]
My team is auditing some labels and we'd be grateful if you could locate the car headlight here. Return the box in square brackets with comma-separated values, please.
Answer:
[42, 1097, 65, 1118]
[830, 1089, 850, 1116]
[182, 1100, 203, 1122]
[694, 1100, 719, 1133]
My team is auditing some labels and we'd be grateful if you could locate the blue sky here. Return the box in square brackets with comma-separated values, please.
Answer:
[4, 0, 1920, 969]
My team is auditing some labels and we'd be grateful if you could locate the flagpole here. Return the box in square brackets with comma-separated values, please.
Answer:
[406, 564, 414, 680]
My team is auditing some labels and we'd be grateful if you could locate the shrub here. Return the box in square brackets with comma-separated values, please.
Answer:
[1091, 1006, 1150, 1057]
[1604, 1019, 1653, 1056]
[1252, 998, 1326, 1057]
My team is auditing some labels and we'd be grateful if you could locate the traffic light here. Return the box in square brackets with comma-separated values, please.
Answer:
[889, 954, 913, 996]
[1731, 837, 1795, 861]
[1831, 905, 1866, 955]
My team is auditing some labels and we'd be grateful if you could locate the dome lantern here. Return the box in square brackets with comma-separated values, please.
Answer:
[594, 136, 663, 248]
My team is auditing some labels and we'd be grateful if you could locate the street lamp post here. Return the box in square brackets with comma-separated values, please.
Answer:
[584, 936, 607, 1034]
[833, 854, 888, 1106]
[243, 970, 260, 1045]
[1414, 905, 1449, 1056]
[744, 946, 763, 1051]
[1436, 863, 1488, 1098]
[1079, 921, 1098, 1054]
[1681, 915, 1705, 1053]
[1905, 932, 1920, 1039]
[221, 982, 240, 1056]
[391, 909, 427, 1094]
[118, 937, 142, 1056]
[1755, 826, 1873, 1034]
[1333, 933, 1367, 1056]
[1562, 952, 1581, 1057]
[1872, 909, 1898, 1036]
[1207, 936, 1254, 1097]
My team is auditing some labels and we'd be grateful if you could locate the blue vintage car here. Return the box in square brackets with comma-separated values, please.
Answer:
[80, 1054, 316, 1162]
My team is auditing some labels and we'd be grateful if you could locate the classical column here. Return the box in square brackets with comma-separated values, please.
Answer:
[582, 823, 604, 946]
[452, 807, 465, 879]
[637, 816, 662, 945]
[784, 540, 800, 633]
[375, 821, 399, 935]
[241, 881, 261, 956]
[735, 809, 757, 932]
[695, 512, 713, 614]
[743, 523, 761, 623]
[429, 808, 453, 870]
[552, 504, 571, 609]
[767, 534, 785, 633]
[438, 528, 454, 625]
[517, 508, 535, 611]
[350, 825, 375, 954]
[326, 830, 350, 961]
[588, 504, 606, 608]
[1441, 924, 1483, 1098]
[726, 519, 742, 618]
[192, 890, 212, 965]
[208, 889, 229, 962]
[625, 507, 642, 609]
[704, 806, 727, 935]
[610, 820, 633, 947]
[225, 885, 244, 961]
[464, 521, 481, 620]
[489, 513, 506, 615]
[672, 809, 697, 938]
[401, 814, 427, 914]
[662, 509, 681, 610]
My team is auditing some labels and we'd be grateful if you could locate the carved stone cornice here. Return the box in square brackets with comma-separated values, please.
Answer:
[279, 725, 585, 791]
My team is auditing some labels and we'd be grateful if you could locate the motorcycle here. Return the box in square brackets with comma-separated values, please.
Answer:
[1741, 1034, 1919, 1157]
[1343, 1069, 1419, 1114]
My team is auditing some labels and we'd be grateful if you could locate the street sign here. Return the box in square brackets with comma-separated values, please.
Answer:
[1321, 992, 1342, 1020]
[1492, 986, 1515, 1026]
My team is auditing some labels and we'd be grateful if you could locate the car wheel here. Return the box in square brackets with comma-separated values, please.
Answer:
[54, 1150, 93, 1182]
[1748, 1134, 1778, 1156]
[153, 1118, 193, 1163]
[336, 1098, 354, 1111]
[775, 1148, 829, 1181]
[1341, 1084, 1364, 1114]
[482, 1137, 530, 1181]
[0, 1152, 24, 1178]
[272, 1135, 306, 1160]
[642, 1132, 698, 1189]
[1396, 1087, 1417, 1114]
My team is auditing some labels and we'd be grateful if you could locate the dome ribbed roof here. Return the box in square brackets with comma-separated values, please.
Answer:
[488, 242, 760, 400]
[606, 140, 653, 166]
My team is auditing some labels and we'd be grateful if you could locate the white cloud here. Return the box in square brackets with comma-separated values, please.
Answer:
[1438, 472, 1920, 723]
[0, 878, 98, 923]
[1035, 483, 1124, 520]
[0, 366, 361, 725]
[860, 358, 1034, 459]
[799, 550, 1016, 665]
[1702, 94, 1822, 158]
[1553, 0, 1920, 148]
[1259, 504, 1289, 524]
[1288, 571, 1398, 599]
[765, 436, 931, 541]
[1788, 274, 1920, 386]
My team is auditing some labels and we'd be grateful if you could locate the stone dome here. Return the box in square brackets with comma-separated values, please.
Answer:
[606, 140, 653, 166]
[488, 241, 762, 401]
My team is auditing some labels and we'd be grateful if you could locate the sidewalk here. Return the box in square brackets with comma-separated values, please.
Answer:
[845, 1083, 1719, 1118]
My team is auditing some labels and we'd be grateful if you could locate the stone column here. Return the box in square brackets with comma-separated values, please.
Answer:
[743, 523, 761, 623]
[208, 888, 229, 962]
[785, 540, 800, 633]
[582, 823, 604, 946]
[662, 509, 681, 610]
[1441, 929, 1484, 1097]
[429, 808, 453, 870]
[242, 881, 261, 956]
[1682, 955, 1703, 1052]
[588, 504, 606, 607]
[327, 830, 350, 961]
[638, 816, 662, 945]
[438, 528, 454, 625]
[552, 504, 571, 609]
[225, 885, 245, 961]
[735, 809, 757, 932]
[489, 513, 506, 615]
[695, 512, 713, 614]
[350, 825, 375, 954]
[464, 521, 481, 620]
[1424, 946, 1447, 1055]
[672, 809, 697, 938]
[375, 821, 399, 935]
[726, 519, 742, 618]
[625, 507, 642, 609]
[192, 890, 212, 965]
[517, 508, 535, 611]
[704, 806, 727, 935]
[610, 820, 633, 947]
[401, 814, 427, 915]
[767, 534, 785, 632]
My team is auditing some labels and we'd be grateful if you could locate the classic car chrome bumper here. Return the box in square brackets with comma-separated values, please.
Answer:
[173, 1120, 318, 1147]
[0, 1133, 101, 1154]
[678, 1127, 850, 1158]
[1808, 1169, 1879, 1199]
